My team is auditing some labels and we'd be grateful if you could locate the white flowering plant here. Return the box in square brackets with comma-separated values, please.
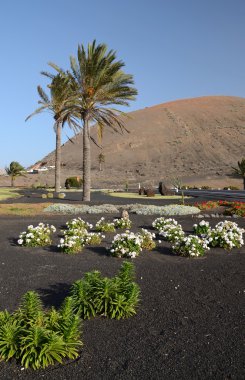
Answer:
[109, 231, 143, 258]
[113, 217, 132, 229]
[159, 224, 185, 243]
[139, 229, 156, 250]
[193, 220, 211, 236]
[66, 217, 93, 230]
[95, 217, 115, 232]
[58, 228, 104, 254]
[17, 223, 56, 247]
[206, 221, 244, 250]
[152, 217, 179, 231]
[172, 235, 210, 257]
[58, 234, 84, 254]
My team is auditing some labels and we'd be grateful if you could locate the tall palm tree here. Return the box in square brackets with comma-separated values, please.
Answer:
[232, 158, 245, 189]
[26, 74, 79, 192]
[5, 161, 25, 187]
[49, 40, 137, 201]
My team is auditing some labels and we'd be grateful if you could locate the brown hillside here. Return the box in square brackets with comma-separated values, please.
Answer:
[31, 96, 245, 188]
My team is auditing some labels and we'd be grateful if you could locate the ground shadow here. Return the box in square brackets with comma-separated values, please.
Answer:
[86, 245, 109, 257]
[37, 282, 71, 308]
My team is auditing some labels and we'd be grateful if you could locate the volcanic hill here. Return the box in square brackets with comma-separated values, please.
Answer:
[36, 96, 245, 188]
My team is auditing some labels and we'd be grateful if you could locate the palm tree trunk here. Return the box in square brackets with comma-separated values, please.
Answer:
[11, 176, 14, 187]
[55, 122, 61, 192]
[83, 118, 91, 201]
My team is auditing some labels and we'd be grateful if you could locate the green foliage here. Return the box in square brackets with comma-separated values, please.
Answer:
[0, 291, 82, 370]
[232, 158, 245, 189]
[5, 161, 25, 186]
[70, 262, 140, 320]
[65, 177, 82, 189]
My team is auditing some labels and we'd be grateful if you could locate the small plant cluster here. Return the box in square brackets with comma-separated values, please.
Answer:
[0, 262, 140, 370]
[17, 223, 56, 247]
[0, 291, 82, 370]
[95, 217, 115, 232]
[224, 201, 245, 217]
[152, 216, 244, 257]
[193, 220, 211, 236]
[140, 229, 156, 250]
[172, 235, 210, 257]
[193, 220, 244, 249]
[206, 221, 244, 250]
[113, 217, 132, 229]
[195, 200, 245, 217]
[109, 231, 143, 258]
[109, 229, 156, 258]
[58, 218, 103, 254]
[66, 217, 93, 230]
[70, 261, 140, 319]
[153, 217, 184, 243]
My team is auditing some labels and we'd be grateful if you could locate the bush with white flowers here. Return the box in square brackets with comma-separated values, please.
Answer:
[58, 228, 104, 254]
[206, 220, 244, 250]
[159, 224, 185, 243]
[18, 223, 56, 247]
[95, 217, 115, 232]
[58, 234, 84, 254]
[152, 217, 179, 231]
[113, 217, 132, 229]
[109, 231, 143, 258]
[172, 235, 210, 257]
[139, 229, 156, 250]
[193, 220, 211, 236]
[66, 217, 93, 230]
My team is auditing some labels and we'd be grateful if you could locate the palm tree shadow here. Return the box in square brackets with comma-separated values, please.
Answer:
[86, 246, 109, 257]
[37, 283, 71, 308]
[154, 245, 175, 257]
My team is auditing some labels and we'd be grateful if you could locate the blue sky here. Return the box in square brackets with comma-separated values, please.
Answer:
[1, 0, 244, 168]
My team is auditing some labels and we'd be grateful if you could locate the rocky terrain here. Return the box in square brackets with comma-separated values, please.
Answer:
[1, 96, 245, 189]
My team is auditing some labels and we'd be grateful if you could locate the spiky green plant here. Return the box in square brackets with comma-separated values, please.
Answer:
[232, 158, 245, 189]
[70, 262, 140, 320]
[0, 291, 82, 370]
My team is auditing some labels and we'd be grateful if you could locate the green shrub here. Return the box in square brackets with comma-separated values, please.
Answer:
[223, 186, 239, 190]
[70, 262, 140, 320]
[65, 177, 82, 189]
[58, 192, 66, 199]
[0, 291, 82, 370]
[47, 192, 54, 199]
[42, 193, 48, 199]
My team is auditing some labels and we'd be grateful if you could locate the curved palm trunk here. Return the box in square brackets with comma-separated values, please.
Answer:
[82, 118, 91, 201]
[55, 122, 61, 192]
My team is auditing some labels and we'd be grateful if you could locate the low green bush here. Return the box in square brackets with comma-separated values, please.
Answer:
[0, 291, 82, 370]
[65, 177, 82, 189]
[70, 261, 140, 320]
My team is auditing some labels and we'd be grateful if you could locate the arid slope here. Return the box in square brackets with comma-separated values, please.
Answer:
[4, 96, 244, 189]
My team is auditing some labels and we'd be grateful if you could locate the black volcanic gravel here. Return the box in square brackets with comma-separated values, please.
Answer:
[0, 213, 244, 380]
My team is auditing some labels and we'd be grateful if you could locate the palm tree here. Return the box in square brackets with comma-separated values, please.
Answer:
[98, 152, 105, 171]
[26, 74, 79, 192]
[49, 40, 137, 201]
[232, 158, 245, 189]
[5, 161, 25, 187]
